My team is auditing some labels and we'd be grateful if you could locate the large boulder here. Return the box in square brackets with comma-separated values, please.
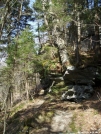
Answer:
[63, 66, 99, 85]
[61, 85, 94, 101]
[62, 66, 99, 101]
[51, 110, 73, 132]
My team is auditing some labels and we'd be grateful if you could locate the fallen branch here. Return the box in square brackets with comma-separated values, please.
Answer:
[48, 81, 55, 92]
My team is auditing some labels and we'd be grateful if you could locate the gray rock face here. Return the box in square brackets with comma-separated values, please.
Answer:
[61, 85, 93, 101]
[51, 110, 73, 132]
[62, 67, 99, 101]
[63, 67, 99, 85]
[81, 39, 90, 51]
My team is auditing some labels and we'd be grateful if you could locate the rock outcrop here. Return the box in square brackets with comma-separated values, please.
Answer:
[61, 66, 100, 101]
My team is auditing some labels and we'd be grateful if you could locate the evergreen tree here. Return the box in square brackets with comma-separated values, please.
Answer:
[6, 28, 37, 104]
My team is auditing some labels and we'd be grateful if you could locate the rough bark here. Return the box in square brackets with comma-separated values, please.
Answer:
[35, 73, 42, 94]
[25, 79, 29, 100]
[99, 26, 101, 45]
[75, 11, 81, 66]
[42, 0, 48, 26]
[55, 36, 70, 67]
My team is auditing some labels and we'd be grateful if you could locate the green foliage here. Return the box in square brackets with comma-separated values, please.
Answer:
[7, 28, 36, 71]
[33, 0, 43, 12]
[36, 24, 47, 32]
[37, 46, 58, 75]
[10, 102, 25, 117]
[50, 82, 67, 96]
[5, 28, 39, 100]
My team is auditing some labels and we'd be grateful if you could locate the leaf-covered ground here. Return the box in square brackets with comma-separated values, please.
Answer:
[0, 85, 101, 134]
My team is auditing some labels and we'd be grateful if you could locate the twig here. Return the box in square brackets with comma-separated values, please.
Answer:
[48, 81, 55, 92]
[94, 21, 101, 27]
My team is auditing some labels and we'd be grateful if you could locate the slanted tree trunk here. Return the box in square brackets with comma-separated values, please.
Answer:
[41, 0, 71, 69]
[62, 25, 67, 46]
[55, 36, 70, 67]
[50, 9, 70, 68]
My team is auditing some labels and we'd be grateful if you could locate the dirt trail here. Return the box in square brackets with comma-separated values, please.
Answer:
[0, 87, 101, 134]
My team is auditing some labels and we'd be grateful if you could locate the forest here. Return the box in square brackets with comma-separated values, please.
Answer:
[0, 0, 101, 134]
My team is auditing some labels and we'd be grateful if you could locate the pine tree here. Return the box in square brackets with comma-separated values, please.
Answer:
[6, 28, 37, 103]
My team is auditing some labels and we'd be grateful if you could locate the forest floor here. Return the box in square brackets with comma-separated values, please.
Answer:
[0, 51, 101, 134]
[0, 86, 101, 134]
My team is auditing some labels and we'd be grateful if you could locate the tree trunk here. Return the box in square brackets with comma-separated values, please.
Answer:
[3, 103, 7, 134]
[41, 0, 71, 68]
[99, 26, 101, 45]
[38, 22, 41, 46]
[94, 0, 98, 7]
[94, 1, 100, 57]
[42, 0, 48, 26]
[55, 36, 70, 67]
[77, 12, 81, 45]
[75, 11, 81, 66]
[35, 73, 42, 94]
[25, 79, 29, 100]
[6, 86, 13, 109]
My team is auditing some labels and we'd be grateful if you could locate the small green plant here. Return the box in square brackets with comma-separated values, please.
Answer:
[10, 102, 25, 117]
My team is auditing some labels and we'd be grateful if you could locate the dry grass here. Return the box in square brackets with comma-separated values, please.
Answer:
[0, 86, 101, 134]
